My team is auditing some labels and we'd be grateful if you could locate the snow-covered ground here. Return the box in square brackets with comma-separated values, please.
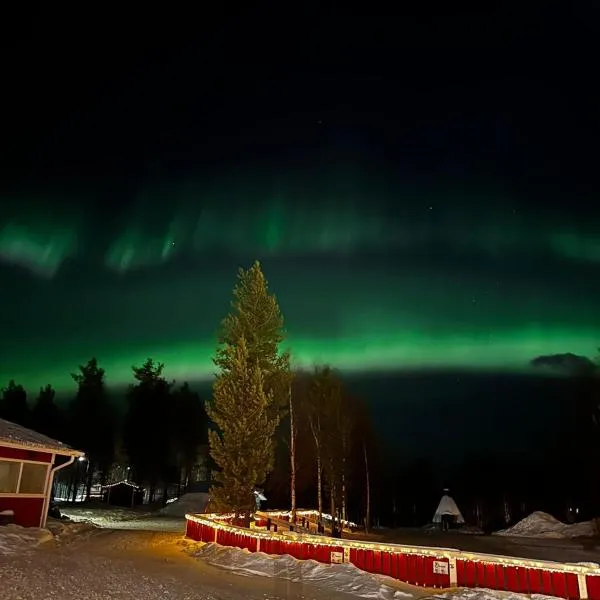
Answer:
[59, 504, 185, 532]
[191, 542, 414, 599]
[160, 492, 210, 517]
[0, 525, 562, 600]
[0, 524, 52, 556]
[495, 512, 597, 539]
[2, 506, 600, 599]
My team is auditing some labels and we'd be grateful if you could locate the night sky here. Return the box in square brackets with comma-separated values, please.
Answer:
[1, 4, 598, 445]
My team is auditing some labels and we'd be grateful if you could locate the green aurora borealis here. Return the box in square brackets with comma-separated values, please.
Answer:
[0, 172, 598, 394]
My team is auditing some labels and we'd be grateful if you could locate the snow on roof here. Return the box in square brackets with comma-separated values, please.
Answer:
[433, 493, 465, 523]
[0, 418, 83, 456]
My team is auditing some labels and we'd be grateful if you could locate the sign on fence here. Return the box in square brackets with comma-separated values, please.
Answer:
[433, 560, 449, 575]
[331, 551, 344, 564]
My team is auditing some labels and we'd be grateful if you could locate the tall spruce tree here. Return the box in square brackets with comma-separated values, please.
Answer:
[207, 338, 280, 517]
[208, 261, 286, 519]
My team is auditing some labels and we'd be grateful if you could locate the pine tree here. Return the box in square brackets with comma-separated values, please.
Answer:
[124, 358, 173, 502]
[172, 382, 207, 492]
[208, 261, 287, 519]
[0, 380, 30, 426]
[207, 337, 280, 519]
[69, 358, 116, 499]
[32, 384, 64, 440]
[215, 261, 287, 410]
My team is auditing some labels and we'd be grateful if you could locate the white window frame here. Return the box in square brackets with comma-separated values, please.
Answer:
[0, 456, 51, 498]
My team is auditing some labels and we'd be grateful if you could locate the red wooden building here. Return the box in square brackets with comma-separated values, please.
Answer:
[0, 418, 83, 527]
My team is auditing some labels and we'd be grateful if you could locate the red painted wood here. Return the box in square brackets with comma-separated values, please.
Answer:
[0, 446, 52, 463]
[529, 569, 544, 594]
[505, 566, 520, 593]
[407, 555, 418, 585]
[390, 552, 399, 579]
[415, 555, 426, 587]
[566, 573, 580, 599]
[541, 570, 554, 596]
[0, 496, 44, 527]
[373, 550, 382, 574]
[587, 576, 600, 600]
[484, 563, 497, 588]
[551, 572, 567, 599]
[184, 515, 600, 600]
[382, 552, 392, 577]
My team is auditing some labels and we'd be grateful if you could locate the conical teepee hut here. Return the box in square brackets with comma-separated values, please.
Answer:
[433, 489, 465, 529]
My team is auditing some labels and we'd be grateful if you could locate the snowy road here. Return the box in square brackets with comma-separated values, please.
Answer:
[0, 529, 357, 600]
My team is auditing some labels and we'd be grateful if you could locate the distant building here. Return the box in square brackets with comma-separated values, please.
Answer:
[0, 418, 84, 527]
[102, 480, 144, 507]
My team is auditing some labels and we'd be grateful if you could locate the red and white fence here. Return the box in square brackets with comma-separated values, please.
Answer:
[185, 512, 600, 599]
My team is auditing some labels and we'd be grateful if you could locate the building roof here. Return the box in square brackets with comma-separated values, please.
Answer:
[0, 418, 83, 457]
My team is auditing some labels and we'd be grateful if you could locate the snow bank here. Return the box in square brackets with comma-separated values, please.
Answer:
[0, 525, 53, 555]
[60, 505, 154, 527]
[161, 492, 209, 517]
[191, 542, 413, 599]
[436, 590, 558, 600]
[495, 512, 597, 539]
[46, 518, 98, 541]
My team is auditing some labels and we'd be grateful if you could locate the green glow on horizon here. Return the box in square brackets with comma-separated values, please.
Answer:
[3, 326, 597, 394]
[0, 172, 598, 397]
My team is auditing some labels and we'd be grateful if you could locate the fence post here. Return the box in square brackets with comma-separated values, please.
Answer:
[256, 537, 261, 553]
[578, 574, 589, 599]
[448, 556, 458, 586]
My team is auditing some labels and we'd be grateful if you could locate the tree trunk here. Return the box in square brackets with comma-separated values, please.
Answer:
[330, 482, 338, 537]
[85, 463, 93, 502]
[317, 452, 323, 522]
[341, 467, 346, 523]
[363, 441, 371, 533]
[289, 384, 297, 522]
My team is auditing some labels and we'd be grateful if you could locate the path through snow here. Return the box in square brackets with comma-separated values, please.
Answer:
[0, 528, 357, 599]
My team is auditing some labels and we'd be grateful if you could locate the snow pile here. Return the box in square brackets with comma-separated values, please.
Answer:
[60, 505, 153, 526]
[0, 524, 53, 555]
[436, 590, 560, 600]
[161, 492, 210, 517]
[46, 518, 98, 542]
[496, 512, 597, 539]
[191, 542, 412, 599]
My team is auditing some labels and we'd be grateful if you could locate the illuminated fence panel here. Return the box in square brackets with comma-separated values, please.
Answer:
[185, 512, 600, 599]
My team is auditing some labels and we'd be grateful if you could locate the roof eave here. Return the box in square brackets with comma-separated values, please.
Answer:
[0, 438, 84, 458]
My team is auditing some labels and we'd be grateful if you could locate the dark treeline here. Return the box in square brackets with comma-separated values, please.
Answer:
[1, 355, 598, 531]
[0, 358, 209, 504]
[1, 355, 599, 530]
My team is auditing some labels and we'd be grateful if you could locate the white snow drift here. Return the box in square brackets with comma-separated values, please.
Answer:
[191, 542, 568, 600]
[160, 492, 210, 517]
[0, 524, 52, 555]
[191, 542, 413, 600]
[495, 511, 597, 539]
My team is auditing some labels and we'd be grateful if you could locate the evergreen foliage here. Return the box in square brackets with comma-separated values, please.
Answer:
[207, 337, 280, 515]
[32, 384, 64, 440]
[69, 357, 116, 495]
[124, 358, 173, 492]
[0, 380, 30, 426]
[208, 261, 286, 516]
